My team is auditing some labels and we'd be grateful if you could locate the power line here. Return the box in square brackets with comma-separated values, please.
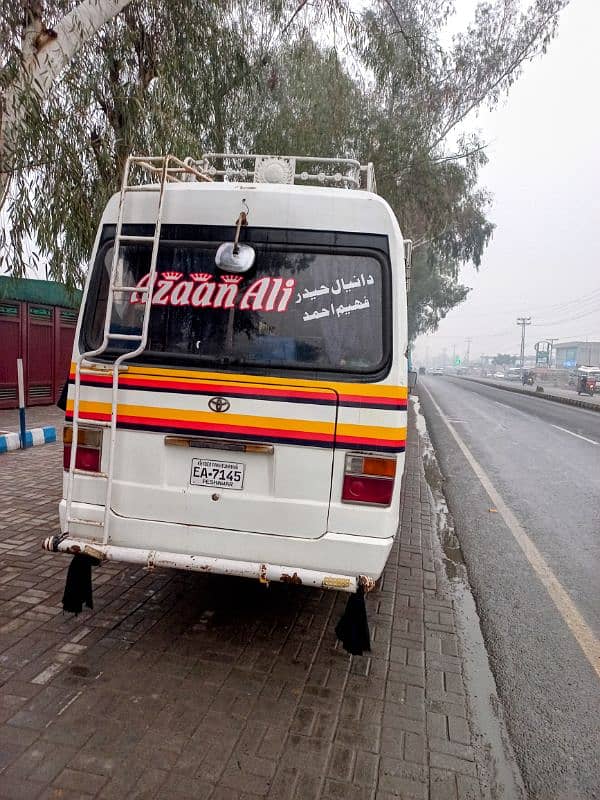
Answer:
[532, 306, 600, 326]
[442, 287, 600, 321]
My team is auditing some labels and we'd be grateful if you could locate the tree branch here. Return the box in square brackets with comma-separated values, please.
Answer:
[1, 0, 133, 209]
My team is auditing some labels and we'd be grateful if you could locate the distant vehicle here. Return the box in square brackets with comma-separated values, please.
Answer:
[507, 367, 521, 381]
[432, 367, 444, 375]
[493, 371, 505, 379]
[418, 366, 426, 375]
[522, 369, 535, 386]
[576, 367, 600, 396]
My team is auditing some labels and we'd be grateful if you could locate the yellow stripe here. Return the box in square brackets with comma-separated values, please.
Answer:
[337, 422, 407, 441]
[66, 399, 406, 441]
[72, 362, 408, 400]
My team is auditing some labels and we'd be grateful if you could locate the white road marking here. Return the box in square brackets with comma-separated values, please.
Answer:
[57, 690, 83, 717]
[32, 663, 63, 685]
[493, 400, 529, 417]
[551, 424, 599, 446]
[45, 689, 85, 729]
[421, 383, 600, 681]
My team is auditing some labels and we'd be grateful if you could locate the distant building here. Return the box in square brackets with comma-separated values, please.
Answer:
[554, 341, 600, 368]
[0, 277, 81, 409]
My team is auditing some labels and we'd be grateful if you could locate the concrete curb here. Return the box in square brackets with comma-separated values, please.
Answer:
[457, 377, 600, 412]
[0, 426, 57, 453]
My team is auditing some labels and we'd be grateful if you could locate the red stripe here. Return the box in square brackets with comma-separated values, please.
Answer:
[122, 377, 335, 400]
[67, 410, 323, 440]
[88, 411, 335, 443]
[337, 393, 407, 407]
[336, 434, 406, 449]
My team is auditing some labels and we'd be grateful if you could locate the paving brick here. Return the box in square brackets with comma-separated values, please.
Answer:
[404, 732, 427, 764]
[427, 711, 448, 740]
[53, 767, 108, 795]
[430, 752, 478, 777]
[0, 402, 490, 800]
[430, 736, 475, 762]
[448, 716, 471, 745]
[353, 749, 378, 787]
[456, 773, 484, 800]
[327, 744, 355, 782]
[322, 779, 372, 800]
[430, 768, 458, 800]
[0, 777, 45, 800]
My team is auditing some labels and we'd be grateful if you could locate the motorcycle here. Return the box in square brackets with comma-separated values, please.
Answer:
[577, 376, 597, 396]
[522, 371, 535, 386]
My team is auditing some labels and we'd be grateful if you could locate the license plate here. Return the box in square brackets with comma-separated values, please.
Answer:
[190, 458, 245, 490]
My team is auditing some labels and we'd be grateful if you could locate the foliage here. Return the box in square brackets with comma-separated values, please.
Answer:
[492, 353, 517, 365]
[0, 0, 570, 325]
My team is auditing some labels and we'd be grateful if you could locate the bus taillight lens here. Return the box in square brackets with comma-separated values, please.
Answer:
[63, 425, 103, 472]
[342, 453, 397, 506]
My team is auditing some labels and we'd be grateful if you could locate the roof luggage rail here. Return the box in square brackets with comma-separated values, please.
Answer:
[183, 154, 377, 192]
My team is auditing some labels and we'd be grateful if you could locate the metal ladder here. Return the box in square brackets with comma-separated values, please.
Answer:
[64, 155, 175, 544]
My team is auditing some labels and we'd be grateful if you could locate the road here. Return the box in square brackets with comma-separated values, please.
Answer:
[466, 375, 600, 407]
[418, 376, 600, 800]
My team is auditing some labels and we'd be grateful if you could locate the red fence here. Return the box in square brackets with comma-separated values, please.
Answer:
[0, 299, 77, 409]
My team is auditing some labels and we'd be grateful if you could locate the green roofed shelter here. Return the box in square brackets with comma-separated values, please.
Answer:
[0, 276, 81, 308]
[0, 277, 81, 409]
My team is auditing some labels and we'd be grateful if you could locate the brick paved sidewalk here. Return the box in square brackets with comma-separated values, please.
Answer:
[0, 405, 486, 800]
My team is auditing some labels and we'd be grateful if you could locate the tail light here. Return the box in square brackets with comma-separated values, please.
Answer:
[342, 453, 397, 506]
[63, 424, 103, 473]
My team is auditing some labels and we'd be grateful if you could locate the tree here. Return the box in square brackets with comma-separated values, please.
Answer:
[0, 0, 570, 330]
[354, 0, 569, 339]
[0, 0, 133, 210]
[492, 354, 517, 366]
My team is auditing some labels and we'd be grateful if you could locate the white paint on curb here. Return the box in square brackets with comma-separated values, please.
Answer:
[0, 426, 57, 453]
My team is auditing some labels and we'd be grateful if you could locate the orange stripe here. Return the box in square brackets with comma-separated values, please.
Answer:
[72, 362, 408, 401]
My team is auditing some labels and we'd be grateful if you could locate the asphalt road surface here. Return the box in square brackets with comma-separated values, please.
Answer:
[418, 376, 600, 800]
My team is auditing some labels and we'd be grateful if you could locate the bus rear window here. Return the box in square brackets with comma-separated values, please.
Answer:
[83, 241, 389, 376]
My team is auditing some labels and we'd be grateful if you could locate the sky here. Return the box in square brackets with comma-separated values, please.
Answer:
[413, 0, 600, 367]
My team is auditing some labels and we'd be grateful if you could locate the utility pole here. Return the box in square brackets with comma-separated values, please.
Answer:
[516, 317, 532, 375]
[547, 337, 559, 368]
[465, 338, 472, 366]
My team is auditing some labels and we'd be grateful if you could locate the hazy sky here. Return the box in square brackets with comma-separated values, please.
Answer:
[414, 0, 600, 365]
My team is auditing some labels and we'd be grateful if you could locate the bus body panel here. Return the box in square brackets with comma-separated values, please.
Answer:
[63, 180, 408, 582]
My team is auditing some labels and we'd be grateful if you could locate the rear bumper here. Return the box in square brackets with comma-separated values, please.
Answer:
[42, 536, 374, 593]
[52, 501, 394, 592]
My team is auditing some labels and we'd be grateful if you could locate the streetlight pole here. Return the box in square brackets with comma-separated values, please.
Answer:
[517, 317, 532, 376]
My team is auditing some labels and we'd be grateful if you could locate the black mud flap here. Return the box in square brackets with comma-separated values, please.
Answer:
[56, 380, 68, 411]
[62, 554, 100, 615]
[335, 584, 371, 656]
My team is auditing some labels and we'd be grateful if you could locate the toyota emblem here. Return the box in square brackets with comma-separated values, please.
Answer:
[208, 396, 230, 413]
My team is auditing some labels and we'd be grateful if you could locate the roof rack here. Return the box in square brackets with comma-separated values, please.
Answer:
[124, 154, 377, 192]
[183, 154, 377, 192]
[124, 155, 213, 186]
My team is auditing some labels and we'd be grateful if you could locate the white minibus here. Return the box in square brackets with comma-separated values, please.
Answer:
[45, 154, 410, 633]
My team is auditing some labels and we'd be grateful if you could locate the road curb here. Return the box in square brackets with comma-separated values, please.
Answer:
[0, 425, 57, 453]
[456, 377, 600, 412]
